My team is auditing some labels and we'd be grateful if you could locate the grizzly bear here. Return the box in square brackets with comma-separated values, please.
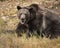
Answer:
[16, 4, 43, 38]
[16, 4, 60, 39]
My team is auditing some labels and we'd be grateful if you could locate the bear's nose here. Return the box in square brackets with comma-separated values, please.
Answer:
[21, 18, 25, 22]
[21, 18, 25, 20]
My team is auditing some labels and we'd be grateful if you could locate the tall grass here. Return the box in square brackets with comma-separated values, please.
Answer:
[0, 33, 60, 48]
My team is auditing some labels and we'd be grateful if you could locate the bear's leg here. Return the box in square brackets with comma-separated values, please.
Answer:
[16, 24, 23, 37]
[26, 28, 31, 38]
[45, 23, 57, 39]
[49, 28, 57, 39]
[37, 30, 40, 38]
[36, 28, 43, 38]
[16, 28, 22, 37]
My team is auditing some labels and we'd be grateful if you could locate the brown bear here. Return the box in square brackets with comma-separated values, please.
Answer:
[16, 4, 43, 38]
[16, 4, 60, 39]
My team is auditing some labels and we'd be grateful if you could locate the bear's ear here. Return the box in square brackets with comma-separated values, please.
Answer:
[29, 4, 39, 11]
[29, 7, 34, 12]
[17, 6, 21, 10]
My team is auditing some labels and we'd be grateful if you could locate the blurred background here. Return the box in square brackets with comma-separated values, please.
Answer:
[0, 0, 60, 30]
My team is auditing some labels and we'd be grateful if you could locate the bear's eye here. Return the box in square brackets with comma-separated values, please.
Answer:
[25, 14, 27, 15]
[25, 14, 28, 17]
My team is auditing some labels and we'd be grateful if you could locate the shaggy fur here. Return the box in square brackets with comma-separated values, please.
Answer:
[16, 4, 60, 38]
[16, 4, 43, 37]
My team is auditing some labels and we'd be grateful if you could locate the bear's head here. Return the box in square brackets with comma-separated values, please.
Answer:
[17, 4, 39, 24]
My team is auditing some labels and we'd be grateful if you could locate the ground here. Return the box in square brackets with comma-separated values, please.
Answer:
[0, 0, 60, 48]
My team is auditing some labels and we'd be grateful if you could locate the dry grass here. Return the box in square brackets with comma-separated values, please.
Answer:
[0, 33, 60, 48]
[0, 0, 60, 48]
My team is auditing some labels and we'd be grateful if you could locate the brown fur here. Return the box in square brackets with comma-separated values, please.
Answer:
[16, 4, 60, 39]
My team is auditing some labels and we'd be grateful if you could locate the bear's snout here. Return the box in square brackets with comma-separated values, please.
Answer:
[21, 18, 25, 22]
[19, 14, 26, 24]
